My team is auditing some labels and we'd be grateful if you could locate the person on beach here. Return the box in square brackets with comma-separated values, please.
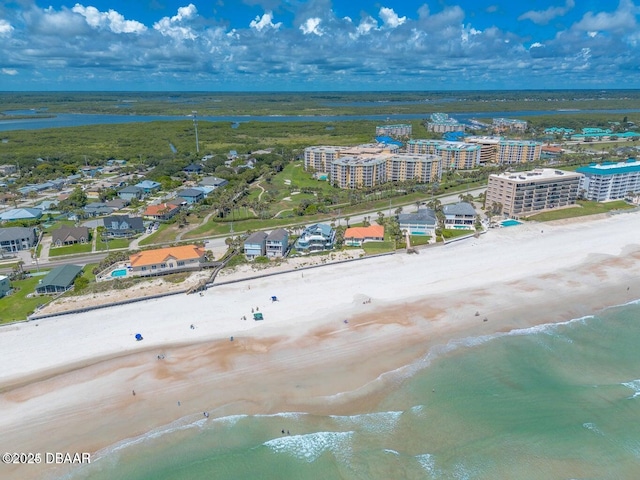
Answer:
[132, 390, 135, 396]
[204, 412, 209, 418]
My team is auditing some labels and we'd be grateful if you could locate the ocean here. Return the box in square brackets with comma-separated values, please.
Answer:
[65, 301, 640, 479]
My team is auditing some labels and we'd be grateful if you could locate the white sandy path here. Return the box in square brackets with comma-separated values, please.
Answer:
[1, 211, 640, 386]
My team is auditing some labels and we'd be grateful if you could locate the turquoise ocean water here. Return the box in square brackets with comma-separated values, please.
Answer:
[66, 302, 640, 479]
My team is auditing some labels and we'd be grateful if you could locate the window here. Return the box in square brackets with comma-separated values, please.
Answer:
[160, 263, 167, 268]
[177, 261, 185, 266]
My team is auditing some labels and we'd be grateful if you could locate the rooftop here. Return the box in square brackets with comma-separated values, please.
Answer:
[576, 159, 640, 176]
[344, 225, 385, 239]
[443, 202, 476, 216]
[38, 264, 83, 289]
[129, 245, 205, 267]
[491, 168, 583, 182]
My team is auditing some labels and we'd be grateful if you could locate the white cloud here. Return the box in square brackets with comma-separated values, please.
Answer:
[71, 4, 147, 34]
[356, 15, 378, 36]
[153, 4, 199, 40]
[519, 0, 575, 25]
[530, 42, 544, 48]
[572, 0, 638, 33]
[379, 7, 406, 29]
[1, 68, 18, 75]
[300, 17, 323, 36]
[0, 19, 13, 37]
[249, 11, 282, 31]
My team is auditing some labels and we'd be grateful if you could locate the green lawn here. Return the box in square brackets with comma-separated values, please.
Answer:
[442, 229, 476, 240]
[409, 236, 432, 246]
[95, 237, 132, 251]
[48, 242, 93, 257]
[362, 241, 395, 254]
[81, 263, 98, 282]
[0, 276, 49, 323]
[525, 200, 633, 222]
[138, 223, 175, 246]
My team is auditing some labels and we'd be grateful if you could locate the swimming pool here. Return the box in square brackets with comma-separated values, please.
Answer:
[111, 269, 127, 277]
[501, 219, 522, 227]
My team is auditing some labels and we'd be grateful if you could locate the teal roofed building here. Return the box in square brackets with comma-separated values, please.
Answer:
[543, 127, 575, 137]
[577, 159, 640, 202]
[294, 224, 335, 253]
[36, 264, 83, 294]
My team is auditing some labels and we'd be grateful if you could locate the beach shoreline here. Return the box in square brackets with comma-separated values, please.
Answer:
[1, 212, 640, 479]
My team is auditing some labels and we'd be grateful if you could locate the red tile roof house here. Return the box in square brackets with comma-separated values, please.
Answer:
[129, 245, 206, 276]
[343, 225, 385, 247]
[144, 203, 180, 221]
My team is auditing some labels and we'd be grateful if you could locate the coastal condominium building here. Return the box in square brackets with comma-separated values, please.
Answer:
[306, 143, 438, 189]
[497, 140, 542, 165]
[486, 168, 582, 218]
[577, 159, 640, 202]
[386, 154, 442, 184]
[492, 118, 528, 133]
[304, 144, 399, 174]
[465, 137, 542, 165]
[464, 136, 501, 165]
[406, 140, 481, 170]
[331, 155, 388, 189]
[303, 146, 348, 173]
[375, 124, 412, 138]
[426, 113, 466, 133]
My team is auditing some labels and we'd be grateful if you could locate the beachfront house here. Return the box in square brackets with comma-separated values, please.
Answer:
[103, 215, 145, 238]
[0, 226, 38, 252]
[51, 226, 90, 246]
[443, 202, 477, 230]
[129, 245, 206, 275]
[144, 203, 180, 221]
[265, 229, 289, 258]
[117, 185, 144, 202]
[244, 231, 267, 260]
[398, 209, 437, 236]
[343, 225, 385, 247]
[36, 264, 83, 294]
[294, 224, 335, 253]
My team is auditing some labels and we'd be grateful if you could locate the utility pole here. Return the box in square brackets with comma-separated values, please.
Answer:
[192, 111, 199, 154]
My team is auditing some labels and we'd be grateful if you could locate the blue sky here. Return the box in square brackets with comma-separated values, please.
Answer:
[0, 0, 639, 91]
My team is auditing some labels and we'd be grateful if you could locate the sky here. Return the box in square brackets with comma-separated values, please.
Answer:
[0, 0, 639, 91]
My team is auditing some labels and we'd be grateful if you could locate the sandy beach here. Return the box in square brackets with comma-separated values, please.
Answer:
[1, 211, 640, 480]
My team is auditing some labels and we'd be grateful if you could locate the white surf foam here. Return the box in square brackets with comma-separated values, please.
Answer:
[330, 410, 402, 434]
[263, 430, 354, 463]
[621, 379, 640, 399]
[415, 453, 438, 476]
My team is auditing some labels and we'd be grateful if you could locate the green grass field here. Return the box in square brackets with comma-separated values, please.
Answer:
[95, 237, 132, 251]
[525, 200, 633, 221]
[48, 242, 93, 257]
[0, 276, 49, 323]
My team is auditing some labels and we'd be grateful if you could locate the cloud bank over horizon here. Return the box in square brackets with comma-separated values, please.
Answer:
[1, 0, 639, 91]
